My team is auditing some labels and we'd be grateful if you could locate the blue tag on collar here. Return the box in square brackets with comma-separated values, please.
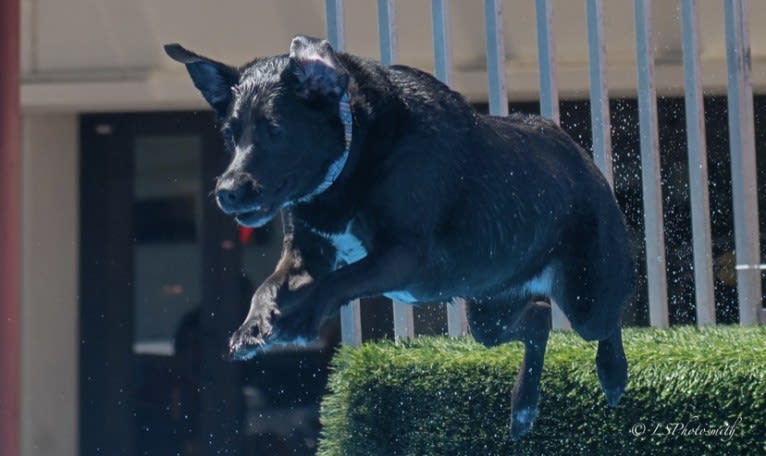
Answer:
[339, 92, 352, 151]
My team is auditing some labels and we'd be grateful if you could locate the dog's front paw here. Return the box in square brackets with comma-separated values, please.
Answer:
[227, 297, 277, 361]
[228, 318, 271, 361]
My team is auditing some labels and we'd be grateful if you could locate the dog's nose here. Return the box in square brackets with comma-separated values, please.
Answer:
[216, 186, 247, 211]
[215, 173, 260, 214]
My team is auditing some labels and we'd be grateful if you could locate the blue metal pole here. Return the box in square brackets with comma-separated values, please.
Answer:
[325, 0, 345, 51]
[633, 0, 669, 328]
[724, 0, 762, 326]
[586, 0, 614, 187]
[431, 0, 453, 86]
[680, 0, 716, 326]
[483, 0, 508, 116]
[536, 0, 559, 124]
[377, 0, 398, 66]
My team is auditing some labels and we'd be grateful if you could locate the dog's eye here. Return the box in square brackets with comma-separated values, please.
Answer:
[267, 123, 283, 138]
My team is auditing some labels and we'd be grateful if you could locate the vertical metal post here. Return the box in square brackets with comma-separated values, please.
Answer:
[378, 0, 415, 339]
[326, 0, 362, 345]
[586, 0, 614, 187]
[483, 0, 508, 116]
[536, 0, 559, 124]
[535, 0, 569, 331]
[431, 0, 453, 86]
[377, 0, 398, 66]
[680, 0, 716, 326]
[446, 299, 468, 338]
[724, 0, 762, 326]
[431, 0, 468, 337]
[340, 302, 362, 346]
[326, 0, 346, 51]
[392, 301, 415, 340]
[633, 0, 669, 328]
[0, 0, 20, 453]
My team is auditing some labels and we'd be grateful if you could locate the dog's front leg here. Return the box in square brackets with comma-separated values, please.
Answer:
[227, 273, 286, 359]
[273, 244, 421, 340]
[228, 226, 334, 360]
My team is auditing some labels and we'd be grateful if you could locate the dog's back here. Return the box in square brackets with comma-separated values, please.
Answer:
[336, 56, 633, 304]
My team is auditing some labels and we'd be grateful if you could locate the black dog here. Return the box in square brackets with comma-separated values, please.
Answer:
[165, 35, 634, 439]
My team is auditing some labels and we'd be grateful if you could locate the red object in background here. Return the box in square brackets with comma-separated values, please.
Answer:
[0, 0, 21, 454]
[239, 226, 255, 245]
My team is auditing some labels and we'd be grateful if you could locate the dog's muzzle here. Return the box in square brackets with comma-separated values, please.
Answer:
[215, 172, 262, 215]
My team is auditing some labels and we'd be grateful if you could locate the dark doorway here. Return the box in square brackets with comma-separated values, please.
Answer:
[79, 112, 337, 456]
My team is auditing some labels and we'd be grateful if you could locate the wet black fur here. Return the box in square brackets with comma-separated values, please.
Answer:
[165, 36, 635, 439]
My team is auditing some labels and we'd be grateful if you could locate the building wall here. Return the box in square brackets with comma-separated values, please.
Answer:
[20, 113, 79, 456]
[18, 0, 766, 112]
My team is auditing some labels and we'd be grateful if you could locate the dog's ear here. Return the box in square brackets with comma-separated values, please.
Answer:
[287, 35, 349, 103]
[164, 43, 239, 118]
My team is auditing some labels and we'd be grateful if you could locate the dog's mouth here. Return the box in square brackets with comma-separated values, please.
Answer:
[232, 180, 291, 228]
[234, 204, 277, 227]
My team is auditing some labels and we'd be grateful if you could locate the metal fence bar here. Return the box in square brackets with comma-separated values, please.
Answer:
[326, 0, 362, 345]
[680, 0, 716, 326]
[325, 0, 345, 51]
[431, 0, 452, 86]
[340, 302, 362, 346]
[535, 0, 569, 331]
[392, 302, 415, 340]
[446, 299, 468, 337]
[377, 0, 398, 66]
[633, 0, 669, 328]
[483, 0, 508, 116]
[536, 0, 559, 124]
[378, 0, 415, 339]
[586, 0, 614, 188]
[724, 0, 762, 326]
[431, 0, 468, 337]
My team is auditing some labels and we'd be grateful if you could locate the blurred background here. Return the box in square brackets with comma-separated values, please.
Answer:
[3, 0, 765, 455]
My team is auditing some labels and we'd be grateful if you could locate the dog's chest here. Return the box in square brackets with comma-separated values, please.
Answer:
[309, 221, 419, 304]
[311, 221, 368, 267]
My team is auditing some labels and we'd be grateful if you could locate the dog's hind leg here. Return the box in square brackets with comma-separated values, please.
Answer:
[596, 327, 627, 407]
[467, 298, 551, 440]
[552, 207, 632, 408]
[507, 301, 551, 439]
[551, 247, 629, 409]
[554, 280, 628, 408]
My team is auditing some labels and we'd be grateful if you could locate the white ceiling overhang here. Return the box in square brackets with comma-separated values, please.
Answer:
[19, 0, 766, 112]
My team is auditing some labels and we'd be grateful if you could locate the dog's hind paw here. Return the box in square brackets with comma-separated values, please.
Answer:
[602, 386, 625, 408]
[597, 359, 627, 408]
[509, 407, 538, 440]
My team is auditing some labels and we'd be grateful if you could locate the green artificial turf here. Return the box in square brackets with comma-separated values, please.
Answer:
[318, 326, 766, 455]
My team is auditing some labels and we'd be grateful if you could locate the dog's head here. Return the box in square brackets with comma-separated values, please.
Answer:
[165, 36, 352, 227]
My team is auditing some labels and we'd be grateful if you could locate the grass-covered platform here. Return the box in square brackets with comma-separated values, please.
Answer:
[317, 326, 765, 455]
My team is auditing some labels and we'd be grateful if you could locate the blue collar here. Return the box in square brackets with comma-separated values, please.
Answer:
[297, 91, 353, 203]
